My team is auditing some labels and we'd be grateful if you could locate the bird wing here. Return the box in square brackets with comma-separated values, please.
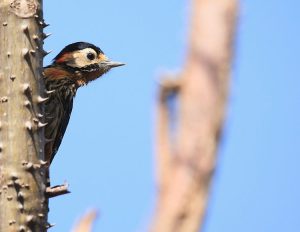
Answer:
[45, 83, 75, 164]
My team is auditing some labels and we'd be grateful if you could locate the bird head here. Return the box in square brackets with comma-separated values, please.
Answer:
[48, 42, 124, 86]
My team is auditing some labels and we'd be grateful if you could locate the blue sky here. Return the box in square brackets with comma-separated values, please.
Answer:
[44, 1, 300, 231]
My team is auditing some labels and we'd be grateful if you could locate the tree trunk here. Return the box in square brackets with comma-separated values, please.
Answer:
[0, 1, 48, 231]
[151, 0, 238, 231]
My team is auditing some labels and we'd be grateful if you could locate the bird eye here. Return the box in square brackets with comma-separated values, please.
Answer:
[87, 52, 95, 60]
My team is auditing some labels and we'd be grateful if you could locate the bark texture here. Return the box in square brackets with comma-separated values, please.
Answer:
[151, 0, 238, 231]
[0, 0, 48, 231]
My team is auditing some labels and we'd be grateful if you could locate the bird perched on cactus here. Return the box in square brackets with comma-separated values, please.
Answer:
[43, 42, 124, 166]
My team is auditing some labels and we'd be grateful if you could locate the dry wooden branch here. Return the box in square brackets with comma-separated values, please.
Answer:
[151, 0, 238, 231]
[46, 182, 70, 198]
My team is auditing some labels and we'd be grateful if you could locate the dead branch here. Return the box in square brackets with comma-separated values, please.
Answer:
[46, 182, 70, 198]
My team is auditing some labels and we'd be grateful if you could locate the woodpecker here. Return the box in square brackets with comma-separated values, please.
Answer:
[44, 42, 124, 165]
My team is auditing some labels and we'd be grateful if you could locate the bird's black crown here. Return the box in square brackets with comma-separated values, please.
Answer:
[53, 42, 104, 62]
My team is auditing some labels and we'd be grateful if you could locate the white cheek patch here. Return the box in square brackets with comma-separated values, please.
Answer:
[67, 48, 98, 68]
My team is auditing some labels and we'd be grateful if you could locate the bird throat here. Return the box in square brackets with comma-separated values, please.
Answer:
[44, 65, 107, 87]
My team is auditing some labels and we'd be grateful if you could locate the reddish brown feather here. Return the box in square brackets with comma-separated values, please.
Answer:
[55, 52, 73, 64]
[44, 67, 73, 80]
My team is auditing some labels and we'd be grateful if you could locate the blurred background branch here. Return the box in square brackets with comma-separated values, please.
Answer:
[72, 210, 98, 232]
[151, 0, 238, 231]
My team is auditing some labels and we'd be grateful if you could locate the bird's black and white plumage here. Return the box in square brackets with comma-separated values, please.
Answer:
[43, 42, 124, 165]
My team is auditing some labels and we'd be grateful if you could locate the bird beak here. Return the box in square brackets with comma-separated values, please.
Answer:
[100, 60, 125, 68]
